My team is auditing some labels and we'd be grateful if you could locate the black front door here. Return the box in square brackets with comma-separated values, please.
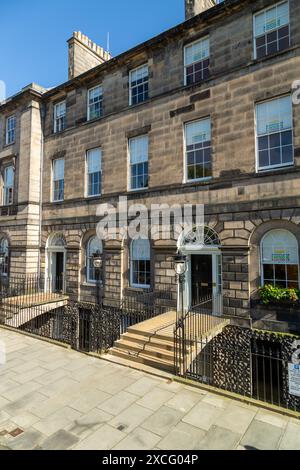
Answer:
[191, 255, 213, 306]
[55, 252, 64, 292]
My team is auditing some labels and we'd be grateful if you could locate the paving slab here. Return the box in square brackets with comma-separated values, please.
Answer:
[279, 421, 300, 450]
[255, 409, 289, 429]
[65, 408, 113, 439]
[98, 391, 138, 416]
[136, 388, 175, 411]
[110, 404, 153, 434]
[241, 419, 283, 450]
[157, 422, 206, 450]
[41, 429, 79, 450]
[182, 401, 223, 431]
[33, 406, 82, 437]
[73, 424, 126, 450]
[113, 427, 161, 450]
[142, 406, 185, 437]
[69, 389, 111, 413]
[6, 428, 45, 450]
[216, 403, 257, 435]
[198, 425, 241, 450]
[166, 389, 204, 413]
[125, 376, 162, 396]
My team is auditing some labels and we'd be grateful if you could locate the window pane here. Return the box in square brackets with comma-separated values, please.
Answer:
[256, 96, 293, 170]
[287, 265, 299, 282]
[275, 264, 286, 281]
[263, 264, 274, 281]
[185, 119, 211, 181]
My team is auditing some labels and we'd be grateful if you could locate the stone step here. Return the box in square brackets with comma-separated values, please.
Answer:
[127, 326, 179, 343]
[110, 347, 176, 373]
[114, 338, 176, 362]
[120, 332, 177, 351]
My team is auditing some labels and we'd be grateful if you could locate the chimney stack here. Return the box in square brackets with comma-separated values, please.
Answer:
[68, 31, 112, 80]
[185, 0, 216, 20]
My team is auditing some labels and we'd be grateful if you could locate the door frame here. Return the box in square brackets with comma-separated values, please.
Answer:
[179, 246, 222, 315]
[45, 247, 66, 293]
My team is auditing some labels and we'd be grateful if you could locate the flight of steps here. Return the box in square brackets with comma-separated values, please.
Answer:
[111, 325, 191, 373]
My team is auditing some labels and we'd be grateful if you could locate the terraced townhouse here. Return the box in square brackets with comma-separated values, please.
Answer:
[1, 0, 300, 332]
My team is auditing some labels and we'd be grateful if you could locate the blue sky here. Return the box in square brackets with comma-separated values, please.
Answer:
[1, 0, 184, 97]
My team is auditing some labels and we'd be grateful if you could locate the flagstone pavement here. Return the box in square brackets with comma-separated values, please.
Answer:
[0, 328, 300, 450]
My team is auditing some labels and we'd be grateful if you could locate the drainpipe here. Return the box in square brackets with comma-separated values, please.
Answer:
[38, 103, 45, 278]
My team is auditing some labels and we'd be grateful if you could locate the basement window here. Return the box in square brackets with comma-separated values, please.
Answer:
[254, 1, 290, 59]
[184, 37, 210, 86]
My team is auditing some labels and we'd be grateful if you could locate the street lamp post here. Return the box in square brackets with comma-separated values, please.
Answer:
[93, 252, 103, 307]
[0, 251, 5, 293]
[174, 254, 187, 322]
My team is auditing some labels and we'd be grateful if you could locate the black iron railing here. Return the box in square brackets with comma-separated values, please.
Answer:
[174, 302, 300, 412]
[0, 282, 173, 354]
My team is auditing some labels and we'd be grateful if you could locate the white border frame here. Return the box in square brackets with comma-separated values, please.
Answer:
[5, 115, 16, 146]
[52, 158, 65, 202]
[85, 147, 102, 198]
[53, 100, 66, 134]
[127, 134, 149, 192]
[129, 239, 151, 289]
[87, 85, 103, 122]
[252, 0, 290, 60]
[183, 116, 213, 184]
[260, 228, 300, 289]
[183, 35, 210, 87]
[254, 94, 294, 173]
[129, 64, 149, 107]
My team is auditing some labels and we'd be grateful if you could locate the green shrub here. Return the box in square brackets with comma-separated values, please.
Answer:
[259, 285, 299, 305]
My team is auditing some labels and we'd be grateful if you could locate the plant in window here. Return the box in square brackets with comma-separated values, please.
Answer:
[259, 284, 299, 305]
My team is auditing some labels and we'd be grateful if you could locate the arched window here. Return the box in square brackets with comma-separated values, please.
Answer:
[178, 226, 220, 250]
[86, 236, 103, 283]
[261, 229, 299, 289]
[130, 239, 150, 288]
[0, 237, 9, 276]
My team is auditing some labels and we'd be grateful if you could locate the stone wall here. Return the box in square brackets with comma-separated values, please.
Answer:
[210, 325, 300, 411]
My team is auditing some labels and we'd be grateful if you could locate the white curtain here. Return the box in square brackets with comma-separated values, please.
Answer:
[131, 239, 150, 261]
[87, 148, 102, 173]
[129, 135, 148, 165]
[185, 118, 211, 145]
[254, 1, 289, 37]
[88, 236, 103, 256]
[262, 229, 299, 265]
[256, 95, 292, 136]
[53, 158, 64, 181]
[185, 37, 209, 66]
[131, 65, 148, 83]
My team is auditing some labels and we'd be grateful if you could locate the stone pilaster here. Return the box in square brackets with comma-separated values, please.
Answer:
[103, 240, 123, 306]
[221, 246, 250, 318]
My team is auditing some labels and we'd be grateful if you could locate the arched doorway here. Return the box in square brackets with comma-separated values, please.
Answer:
[46, 234, 66, 293]
[178, 226, 222, 314]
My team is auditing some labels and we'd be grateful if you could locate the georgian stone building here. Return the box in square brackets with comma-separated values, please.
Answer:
[1, 0, 300, 326]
